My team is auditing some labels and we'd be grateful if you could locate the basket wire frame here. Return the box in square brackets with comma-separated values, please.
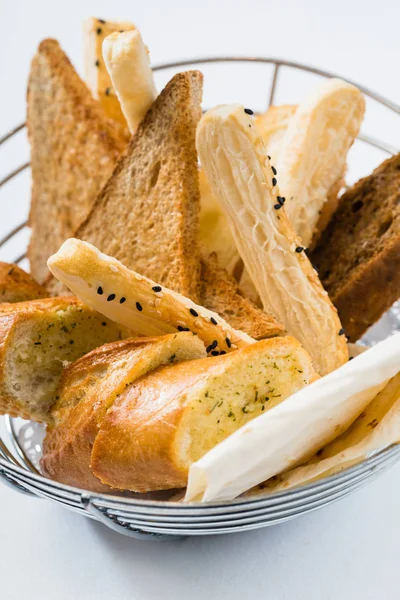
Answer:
[0, 56, 399, 540]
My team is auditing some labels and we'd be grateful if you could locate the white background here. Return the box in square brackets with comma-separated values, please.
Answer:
[1, 1, 400, 598]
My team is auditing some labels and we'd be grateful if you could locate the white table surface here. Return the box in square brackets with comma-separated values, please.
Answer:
[1, 1, 400, 598]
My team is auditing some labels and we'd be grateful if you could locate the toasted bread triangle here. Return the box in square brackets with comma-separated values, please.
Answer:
[76, 70, 203, 300]
[27, 39, 129, 284]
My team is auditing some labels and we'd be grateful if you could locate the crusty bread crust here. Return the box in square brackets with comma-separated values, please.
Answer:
[27, 38, 129, 284]
[0, 297, 128, 421]
[77, 70, 203, 301]
[41, 333, 206, 491]
[0, 263, 47, 304]
[90, 336, 317, 492]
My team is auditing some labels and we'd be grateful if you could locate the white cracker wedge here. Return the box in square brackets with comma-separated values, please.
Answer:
[47, 239, 254, 354]
[264, 372, 400, 493]
[277, 78, 365, 246]
[103, 30, 157, 134]
[83, 17, 136, 124]
[185, 333, 400, 502]
[196, 104, 348, 375]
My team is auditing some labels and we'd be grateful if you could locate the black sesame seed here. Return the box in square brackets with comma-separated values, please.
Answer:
[267, 155, 271, 160]
[277, 196, 285, 206]
[34, 342, 41, 345]
[339, 328, 345, 336]
[211, 350, 219, 356]
[210, 317, 218, 325]
[102, 322, 107, 326]
[244, 108, 254, 115]
[98, 18, 106, 23]
[136, 302, 143, 311]
[272, 177, 277, 186]
[274, 204, 282, 210]
[120, 297, 126, 304]
[271, 165, 277, 175]
[219, 350, 227, 355]
[211, 340, 218, 350]
[96, 27, 102, 35]
[190, 308, 199, 317]
[206, 344, 213, 353]
[152, 286, 162, 292]
[226, 337, 232, 348]
[97, 286, 103, 295]
[107, 294, 116, 302]
[295, 246, 305, 253]
[105, 87, 111, 96]
[178, 326, 190, 332]
[95, 60, 100, 67]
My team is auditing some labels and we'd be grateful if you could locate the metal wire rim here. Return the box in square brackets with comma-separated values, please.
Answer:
[1, 55, 399, 539]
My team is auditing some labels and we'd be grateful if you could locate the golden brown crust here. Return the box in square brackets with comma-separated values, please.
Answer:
[27, 38, 129, 284]
[200, 254, 284, 339]
[91, 337, 316, 492]
[0, 297, 128, 421]
[0, 263, 47, 304]
[77, 70, 203, 301]
[41, 333, 206, 491]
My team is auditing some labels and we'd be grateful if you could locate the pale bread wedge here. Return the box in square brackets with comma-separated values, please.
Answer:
[102, 30, 156, 134]
[0, 263, 47, 303]
[83, 17, 136, 124]
[76, 70, 203, 301]
[0, 297, 130, 422]
[27, 39, 129, 284]
[277, 78, 365, 246]
[90, 336, 317, 492]
[264, 372, 400, 493]
[48, 239, 255, 353]
[41, 333, 206, 491]
[196, 104, 348, 375]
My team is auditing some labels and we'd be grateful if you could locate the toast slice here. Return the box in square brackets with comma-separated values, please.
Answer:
[27, 38, 129, 284]
[200, 254, 284, 339]
[76, 71, 203, 301]
[41, 333, 206, 491]
[0, 297, 130, 422]
[311, 153, 400, 341]
[90, 336, 317, 492]
[0, 263, 47, 303]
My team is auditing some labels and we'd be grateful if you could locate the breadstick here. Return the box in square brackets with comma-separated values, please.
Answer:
[277, 79, 365, 246]
[196, 104, 348, 375]
[48, 239, 254, 354]
[103, 30, 157, 134]
[82, 17, 136, 124]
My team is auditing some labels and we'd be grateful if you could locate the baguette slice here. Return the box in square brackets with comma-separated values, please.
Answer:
[102, 30, 157, 134]
[0, 297, 130, 422]
[27, 39, 129, 284]
[90, 336, 317, 492]
[185, 332, 400, 502]
[311, 153, 400, 341]
[41, 332, 206, 491]
[83, 17, 136, 124]
[277, 78, 365, 247]
[0, 263, 47, 303]
[48, 238, 255, 352]
[196, 104, 348, 375]
[76, 70, 203, 301]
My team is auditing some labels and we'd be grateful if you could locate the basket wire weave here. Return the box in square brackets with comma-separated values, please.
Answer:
[0, 56, 399, 540]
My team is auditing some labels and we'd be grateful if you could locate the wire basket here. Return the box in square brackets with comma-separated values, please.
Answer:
[1, 56, 399, 541]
